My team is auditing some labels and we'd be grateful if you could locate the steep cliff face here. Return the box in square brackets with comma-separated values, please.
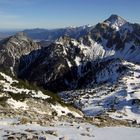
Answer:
[0, 32, 40, 74]
[84, 15, 140, 63]
[18, 40, 127, 92]
[18, 36, 95, 91]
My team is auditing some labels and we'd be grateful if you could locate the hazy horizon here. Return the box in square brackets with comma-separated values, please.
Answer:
[0, 0, 139, 30]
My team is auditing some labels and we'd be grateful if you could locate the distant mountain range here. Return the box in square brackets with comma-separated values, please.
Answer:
[0, 30, 18, 40]
[23, 25, 93, 41]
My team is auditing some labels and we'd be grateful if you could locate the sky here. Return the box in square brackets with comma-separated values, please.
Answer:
[0, 0, 139, 30]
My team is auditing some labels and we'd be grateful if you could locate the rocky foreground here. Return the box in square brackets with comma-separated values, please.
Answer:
[0, 118, 140, 140]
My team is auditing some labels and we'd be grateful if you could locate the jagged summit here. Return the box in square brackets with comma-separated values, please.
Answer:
[104, 14, 127, 30]
[0, 31, 40, 74]
[106, 14, 127, 22]
[56, 35, 74, 45]
[10, 32, 29, 41]
[0, 32, 29, 45]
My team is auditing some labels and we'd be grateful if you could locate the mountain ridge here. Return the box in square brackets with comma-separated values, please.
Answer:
[23, 25, 93, 41]
[0, 32, 40, 74]
[12, 15, 139, 92]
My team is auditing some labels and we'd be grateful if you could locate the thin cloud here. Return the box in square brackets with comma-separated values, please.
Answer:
[0, 0, 43, 5]
[0, 10, 23, 29]
[0, 11, 20, 19]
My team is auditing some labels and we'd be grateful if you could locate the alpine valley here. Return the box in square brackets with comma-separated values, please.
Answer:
[0, 15, 140, 140]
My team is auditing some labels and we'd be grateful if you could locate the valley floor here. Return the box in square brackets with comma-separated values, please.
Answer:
[0, 118, 140, 140]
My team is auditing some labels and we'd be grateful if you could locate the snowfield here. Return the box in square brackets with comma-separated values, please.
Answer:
[0, 119, 140, 140]
[59, 61, 140, 124]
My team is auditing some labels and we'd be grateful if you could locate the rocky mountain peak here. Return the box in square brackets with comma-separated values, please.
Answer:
[9, 32, 29, 42]
[56, 35, 73, 45]
[107, 14, 126, 21]
[105, 14, 127, 24]
[0, 32, 30, 46]
[104, 14, 127, 30]
[0, 32, 40, 74]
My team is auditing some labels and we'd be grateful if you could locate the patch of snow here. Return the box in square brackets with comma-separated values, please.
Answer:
[31, 91, 50, 99]
[66, 59, 72, 68]
[75, 56, 81, 66]
[51, 104, 82, 117]
[62, 46, 67, 55]
[71, 40, 78, 46]
[0, 73, 50, 100]
[7, 98, 28, 110]
[0, 72, 18, 84]
[0, 118, 19, 126]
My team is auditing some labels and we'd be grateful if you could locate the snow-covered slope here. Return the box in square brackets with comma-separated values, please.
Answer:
[59, 60, 140, 124]
[0, 71, 83, 121]
[104, 14, 127, 30]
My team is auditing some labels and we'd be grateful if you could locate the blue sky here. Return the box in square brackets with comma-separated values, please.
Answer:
[0, 0, 139, 30]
